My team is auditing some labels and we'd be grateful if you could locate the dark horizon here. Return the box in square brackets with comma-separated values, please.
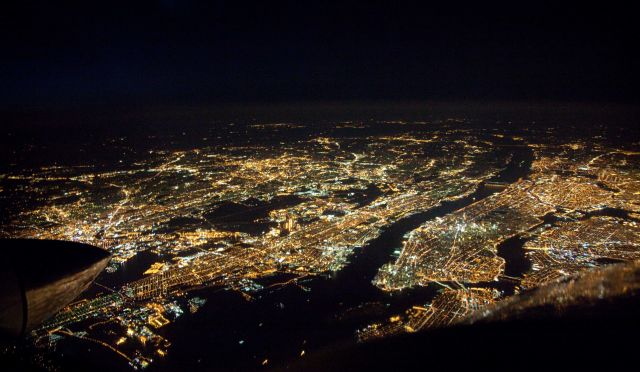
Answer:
[3, 1, 640, 109]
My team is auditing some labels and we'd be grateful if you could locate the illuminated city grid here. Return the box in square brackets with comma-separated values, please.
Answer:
[522, 216, 640, 289]
[2, 122, 640, 368]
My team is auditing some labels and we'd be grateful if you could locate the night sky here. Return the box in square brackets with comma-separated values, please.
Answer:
[2, 1, 640, 108]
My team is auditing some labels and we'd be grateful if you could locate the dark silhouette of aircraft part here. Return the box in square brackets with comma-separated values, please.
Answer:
[0, 239, 110, 337]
